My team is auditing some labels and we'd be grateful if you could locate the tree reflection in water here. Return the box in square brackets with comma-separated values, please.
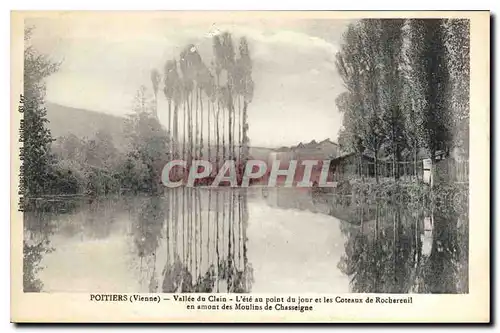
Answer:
[330, 191, 469, 294]
[23, 199, 72, 292]
[23, 240, 53, 292]
[130, 188, 254, 293]
[23, 187, 467, 294]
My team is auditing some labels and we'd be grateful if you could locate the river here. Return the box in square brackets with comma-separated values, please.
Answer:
[23, 187, 469, 294]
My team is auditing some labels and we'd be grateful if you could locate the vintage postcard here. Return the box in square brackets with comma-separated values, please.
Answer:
[10, 11, 490, 323]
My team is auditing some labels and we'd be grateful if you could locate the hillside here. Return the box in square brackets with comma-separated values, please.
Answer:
[44, 102, 276, 159]
[45, 102, 129, 148]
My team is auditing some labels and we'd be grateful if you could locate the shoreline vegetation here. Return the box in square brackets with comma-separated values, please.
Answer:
[326, 180, 468, 212]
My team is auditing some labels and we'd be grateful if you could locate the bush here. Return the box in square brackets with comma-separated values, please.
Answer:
[45, 159, 86, 195]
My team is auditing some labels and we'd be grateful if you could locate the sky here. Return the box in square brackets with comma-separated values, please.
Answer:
[28, 12, 351, 148]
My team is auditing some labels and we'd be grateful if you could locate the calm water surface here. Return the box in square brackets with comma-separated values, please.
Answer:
[23, 188, 468, 294]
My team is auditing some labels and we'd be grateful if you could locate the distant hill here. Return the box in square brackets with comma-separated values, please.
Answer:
[45, 102, 129, 148]
[44, 102, 277, 159]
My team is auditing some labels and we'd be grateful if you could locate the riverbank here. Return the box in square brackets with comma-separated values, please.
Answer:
[327, 179, 468, 214]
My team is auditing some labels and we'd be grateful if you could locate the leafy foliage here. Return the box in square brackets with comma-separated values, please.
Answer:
[20, 27, 59, 201]
[336, 19, 470, 181]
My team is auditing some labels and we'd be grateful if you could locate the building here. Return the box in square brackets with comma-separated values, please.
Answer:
[267, 139, 340, 185]
[329, 153, 376, 181]
[273, 139, 340, 161]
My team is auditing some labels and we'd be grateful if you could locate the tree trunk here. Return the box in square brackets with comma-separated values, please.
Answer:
[430, 149, 436, 188]
[232, 97, 236, 159]
[189, 91, 194, 164]
[242, 100, 249, 162]
[216, 103, 220, 173]
[414, 143, 418, 182]
[228, 93, 233, 161]
[207, 188, 211, 266]
[184, 97, 187, 163]
[173, 104, 178, 160]
[195, 87, 199, 159]
[168, 100, 172, 152]
[216, 74, 220, 172]
[227, 192, 233, 290]
[238, 96, 242, 161]
[200, 88, 204, 158]
[182, 187, 186, 264]
[394, 142, 401, 181]
[222, 104, 226, 161]
[215, 191, 220, 292]
[208, 100, 211, 162]
[359, 153, 364, 182]
[392, 142, 397, 181]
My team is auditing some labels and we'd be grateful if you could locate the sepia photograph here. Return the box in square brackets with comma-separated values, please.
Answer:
[10, 10, 490, 323]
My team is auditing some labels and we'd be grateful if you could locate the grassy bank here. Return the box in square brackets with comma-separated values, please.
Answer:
[330, 179, 468, 214]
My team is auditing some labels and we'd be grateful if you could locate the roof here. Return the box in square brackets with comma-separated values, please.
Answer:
[331, 152, 375, 163]
[273, 139, 340, 155]
[319, 138, 339, 146]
